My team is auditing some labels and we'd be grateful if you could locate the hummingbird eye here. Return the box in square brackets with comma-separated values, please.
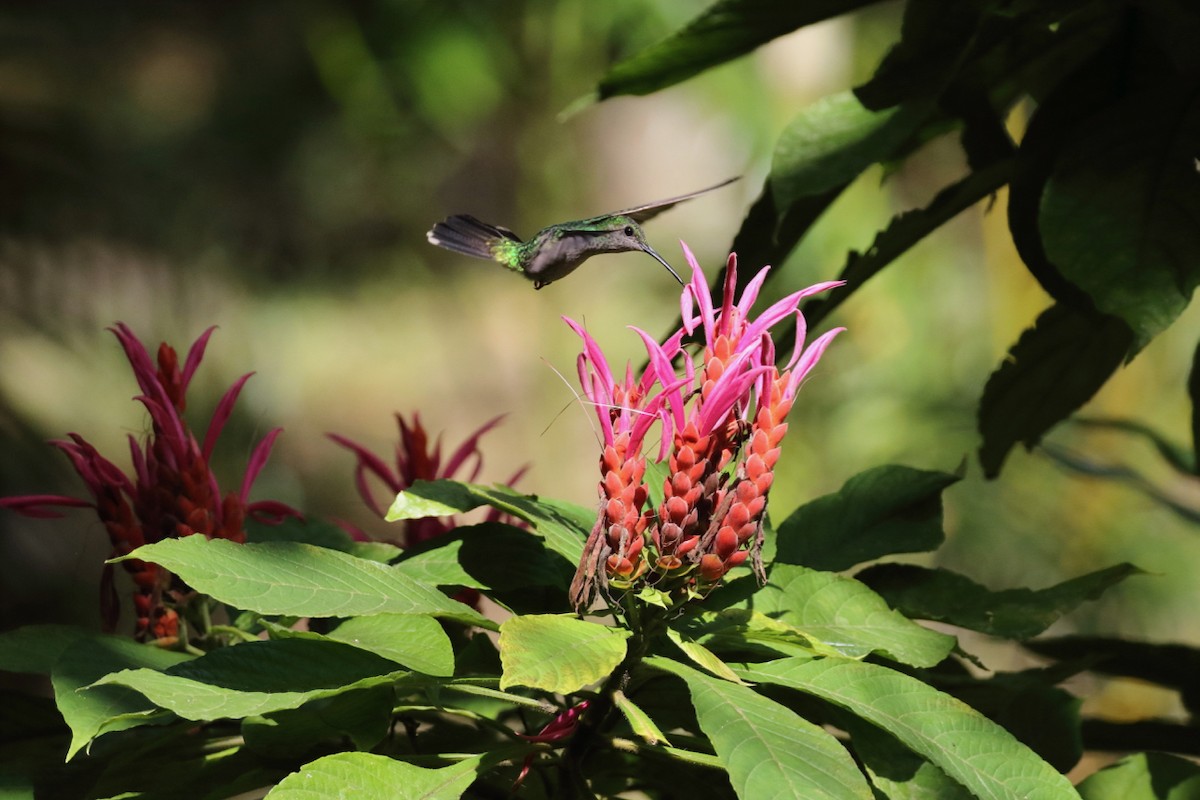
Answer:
[623, 226, 634, 236]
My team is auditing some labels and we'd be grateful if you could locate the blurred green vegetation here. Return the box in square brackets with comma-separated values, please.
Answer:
[1, 0, 1197, 740]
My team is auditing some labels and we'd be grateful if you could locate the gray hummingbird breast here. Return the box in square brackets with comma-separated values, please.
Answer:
[524, 232, 593, 283]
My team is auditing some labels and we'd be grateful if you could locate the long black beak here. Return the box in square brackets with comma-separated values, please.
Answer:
[641, 244, 685, 286]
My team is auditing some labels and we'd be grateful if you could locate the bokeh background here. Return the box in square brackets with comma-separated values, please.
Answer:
[2, 0, 1197, 732]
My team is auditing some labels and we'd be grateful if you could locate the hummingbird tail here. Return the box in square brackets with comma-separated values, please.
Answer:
[427, 215, 521, 261]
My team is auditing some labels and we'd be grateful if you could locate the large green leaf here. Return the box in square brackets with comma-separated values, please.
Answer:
[387, 479, 591, 566]
[648, 656, 873, 800]
[242, 683, 395, 757]
[1077, 752, 1200, 800]
[0, 623, 89, 674]
[94, 638, 408, 722]
[392, 521, 572, 593]
[327, 614, 455, 677]
[752, 564, 955, 667]
[498, 614, 629, 693]
[739, 658, 1078, 800]
[266, 752, 483, 800]
[595, 0, 878, 99]
[118, 536, 491, 629]
[50, 636, 191, 760]
[247, 515, 400, 563]
[774, 464, 961, 571]
[977, 303, 1133, 477]
[845, 718, 974, 800]
[856, 562, 1140, 639]
[1039, 82, 1200, 347]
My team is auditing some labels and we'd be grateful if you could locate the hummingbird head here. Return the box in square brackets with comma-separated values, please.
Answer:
[598, 215, 684, 285]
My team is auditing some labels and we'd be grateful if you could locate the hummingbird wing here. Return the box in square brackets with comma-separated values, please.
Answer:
[612, 176, 740, 224]
[427, 215, 522, 261]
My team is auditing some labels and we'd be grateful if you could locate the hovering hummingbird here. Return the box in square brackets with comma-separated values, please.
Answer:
[426, 177, 739, 289]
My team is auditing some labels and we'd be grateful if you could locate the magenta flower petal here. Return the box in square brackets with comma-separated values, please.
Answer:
[736, 265, 771, 320]
[784, 327, 845, 399]
[240, 427, 284, 504]
[0, 494, 94, 518]
[203, 372, 255, 461]
[181, 326, 218, 391]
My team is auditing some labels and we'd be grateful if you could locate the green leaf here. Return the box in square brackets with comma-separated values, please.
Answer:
[847, 719, 974, 800]
[648, 656, 873, 800]
[498, 614, 629, 693]
[774, 464, 961, 571]
[754, 565, 955, 667]
[1077, 752, 1200, 800]
[327, 614, 455, 677]
[94, 638, 408, 722]
[1040, 83, 1200, 347]
[51, 636, 191, 760]
[739, 658, 1079, 800]
[978, 303, 1133, 478]
[857, 562, 1141, 639]
[119, 536, 491, 629]
[595, 0, 877, 99]
[387, 479, 590, 566]
[771, 92, 930, 218]
[612, 689, 669, 746]
[679, 608, 822, 660]
[266, 752, 483, 799]
[0, 623, 89, 674]
[666, 627, 747, 684]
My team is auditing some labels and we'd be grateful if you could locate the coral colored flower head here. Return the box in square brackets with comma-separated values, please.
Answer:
[0, 323, 292, 641]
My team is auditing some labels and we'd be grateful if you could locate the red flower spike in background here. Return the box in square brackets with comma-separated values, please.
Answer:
[328, 412, 526, 547]
[569, 245, 844, 611]
[0, 323, 292, 642]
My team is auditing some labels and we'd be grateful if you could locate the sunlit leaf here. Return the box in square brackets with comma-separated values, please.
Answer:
[613, 690, 670, 746]
[498, 614, 629, 694]
[753, 565, 955, 666]
[328, 614, 455, 677]
[739, 658, 1078, 800]
[119, 536, 490, 629]
[666, 627, 747, 684]
[266, 752, 483, 799]
[1077, 752, 1200, 800]
[648, 656, 873, 799]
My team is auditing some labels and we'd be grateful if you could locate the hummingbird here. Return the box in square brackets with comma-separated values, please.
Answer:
[426, 177, 739, 289]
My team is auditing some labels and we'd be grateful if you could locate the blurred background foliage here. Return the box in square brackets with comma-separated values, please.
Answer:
[1, 0, 1197, 733]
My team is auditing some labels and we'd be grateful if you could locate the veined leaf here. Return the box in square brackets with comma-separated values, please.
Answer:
[754, 564, 956, 667]
[648, 656, 873, 800]
[739, 658, 1078, 800]
[327, 614, 455, 677]
[266, 752, 483, 800]
[94, 638, 409, 722]
[613, 689, 670, 746]
[498, 614, 629, 694]
[118, 536, 491, 629]
[666, 627, 747, 684]
[596, 0, 878, 99]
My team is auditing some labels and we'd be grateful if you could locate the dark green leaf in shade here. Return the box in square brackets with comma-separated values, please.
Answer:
[977, 302, 1133, 478]
[51, 636, 191, 760]
[1190, 339, 1200, 476]
[795, 159, 1012, 334]
[1077, 752, 1200, 800]
[1023, 636, 1200, 715]
[1070, 417, 1195, 475]
[856, 562, 1141, 639]
[751, 564, 956, 666]
[498, 614, 629, 694]
[1039, 82, 1200, 348]
[387, 479, 591, 566]
[242, 683, 394, 757]
[774, 464, 961, 571]
[647, 656, 874, 800]
[853, 0, 985, 111]
[595, 0, 878, 99]
[117, 536, 491, 629]
[265, 752, 484, 800]
[738, 658, 1079, 800]
[94, 638, 409, 723]
[0, 623, 89, 675]
[392, 521, 573, 594]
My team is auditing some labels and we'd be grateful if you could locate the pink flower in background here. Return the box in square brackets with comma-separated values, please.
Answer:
[0, 323, 292, 641]
[329, 412, 526, 546]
